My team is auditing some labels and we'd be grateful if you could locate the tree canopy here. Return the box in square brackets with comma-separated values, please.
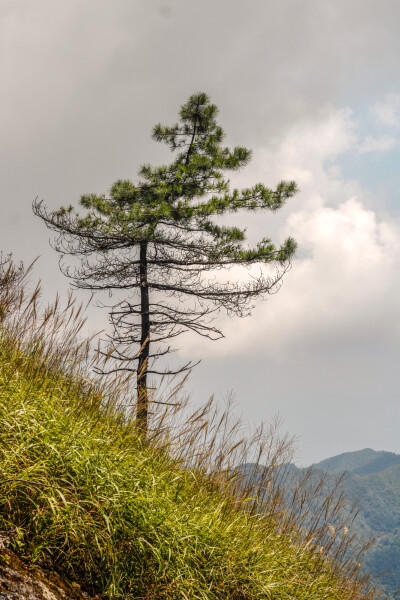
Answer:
[34, 92, 298, 433]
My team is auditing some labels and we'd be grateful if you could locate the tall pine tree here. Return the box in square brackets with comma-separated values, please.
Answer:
[34, 92, 298, 433]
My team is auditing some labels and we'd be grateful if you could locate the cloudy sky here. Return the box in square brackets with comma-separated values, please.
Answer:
[1, 0, 399, 464]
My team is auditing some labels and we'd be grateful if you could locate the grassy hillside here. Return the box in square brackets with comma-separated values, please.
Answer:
[0, 259, 378, 599]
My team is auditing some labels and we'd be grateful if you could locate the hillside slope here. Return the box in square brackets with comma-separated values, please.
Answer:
[0, 348, 375, 599]
[0, 261, 378, 599]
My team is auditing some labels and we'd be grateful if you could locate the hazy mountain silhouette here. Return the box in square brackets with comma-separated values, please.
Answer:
[315, 448, 400, 476]
[237, 448, 400, 597]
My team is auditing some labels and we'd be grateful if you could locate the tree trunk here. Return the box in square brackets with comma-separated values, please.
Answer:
[137, 241, 150, 434]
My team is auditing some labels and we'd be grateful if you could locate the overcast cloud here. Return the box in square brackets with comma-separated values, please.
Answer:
[1, 0, 399, 464]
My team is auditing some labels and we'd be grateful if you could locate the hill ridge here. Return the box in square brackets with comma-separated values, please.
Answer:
[314, 448, 400, 476]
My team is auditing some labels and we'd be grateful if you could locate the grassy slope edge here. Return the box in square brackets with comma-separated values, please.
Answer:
[0, 260, 378, 599]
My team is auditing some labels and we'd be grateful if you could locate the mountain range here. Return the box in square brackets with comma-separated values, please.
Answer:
[313, 448, 400, 597]
[239, 448, 400, 597]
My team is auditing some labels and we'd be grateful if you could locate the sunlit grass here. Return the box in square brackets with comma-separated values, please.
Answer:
[0, 256, 378, 599]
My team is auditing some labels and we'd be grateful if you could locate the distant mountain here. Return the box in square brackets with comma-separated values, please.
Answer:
[314, 449, 400, 597]
[237, 449, 400, 598]
[314, 448, 400, 595]
[314, 448, 400, 476]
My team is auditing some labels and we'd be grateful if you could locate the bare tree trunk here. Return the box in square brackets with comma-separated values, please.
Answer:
[137, 241, 150, 434]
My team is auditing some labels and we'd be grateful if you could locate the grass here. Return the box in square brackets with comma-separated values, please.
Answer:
[0, 256, 379, 599]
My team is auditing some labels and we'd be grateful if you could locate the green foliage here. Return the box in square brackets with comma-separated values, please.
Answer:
[72, 92, 297, 263]
[0, 345, 359, 600]
[37, 92, 297, 278]
[0, 263, 376, 600]
[34, 92, 300, 433]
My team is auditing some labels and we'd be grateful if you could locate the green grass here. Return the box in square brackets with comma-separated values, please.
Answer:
[0, 258, 378, 599]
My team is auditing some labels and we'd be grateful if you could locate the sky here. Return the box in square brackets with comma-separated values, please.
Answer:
[1, 0, 399, 465]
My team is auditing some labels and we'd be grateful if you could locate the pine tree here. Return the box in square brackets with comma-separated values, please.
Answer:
[34, 92, 298, 433]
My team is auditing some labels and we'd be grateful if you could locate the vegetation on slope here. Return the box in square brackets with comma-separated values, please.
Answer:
[0, 257, 378, 599]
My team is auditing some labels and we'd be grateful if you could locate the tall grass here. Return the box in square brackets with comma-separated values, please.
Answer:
[0, 255, 378, 599]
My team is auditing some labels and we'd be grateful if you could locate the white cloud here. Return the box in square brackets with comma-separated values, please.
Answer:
[372, 93, 400, 130]
[179, 106, 400, 360]
[358, 134, 398, 154]
[276, 198, 399, 344]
